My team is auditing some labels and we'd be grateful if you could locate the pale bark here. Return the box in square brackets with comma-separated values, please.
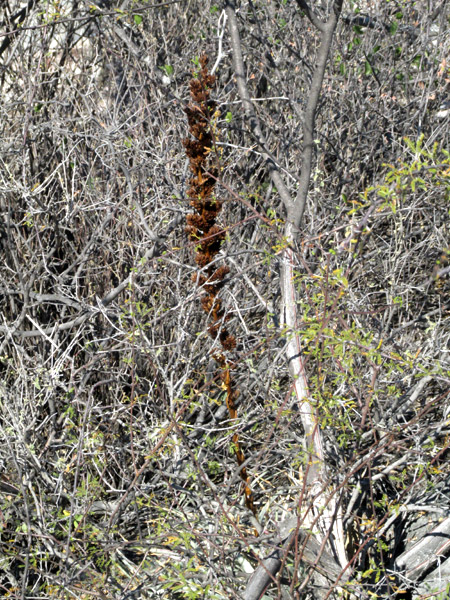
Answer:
[225, 0, 347, 596]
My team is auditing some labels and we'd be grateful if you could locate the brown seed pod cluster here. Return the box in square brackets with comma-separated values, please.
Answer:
[183, 54, 235, 352]
[183, 55, 256, 516]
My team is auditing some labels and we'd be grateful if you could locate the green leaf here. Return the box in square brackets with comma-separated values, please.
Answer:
[225, 111, 233, 123]
[134, 14, 143, 25]
[390, 21, 399, 34]
[160, 64, 173, 77]
[364, 60, 372, 75]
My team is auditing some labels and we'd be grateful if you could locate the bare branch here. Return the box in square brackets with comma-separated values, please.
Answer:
[294, 0, 326, 32]
[224, 0, 295, 213]
[290, 0, 344, 229]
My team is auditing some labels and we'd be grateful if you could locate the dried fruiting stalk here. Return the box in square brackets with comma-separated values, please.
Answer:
[183, 54, 256, 516]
